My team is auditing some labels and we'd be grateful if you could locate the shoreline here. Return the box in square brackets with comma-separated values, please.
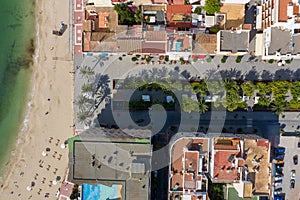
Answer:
[0, 0, 41, 184]
[0, 0, 74, 197]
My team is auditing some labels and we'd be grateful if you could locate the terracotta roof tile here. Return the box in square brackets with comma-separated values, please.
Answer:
[278, 0, 292, 22]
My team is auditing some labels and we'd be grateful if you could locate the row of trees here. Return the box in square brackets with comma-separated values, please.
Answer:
[75, 66, 111, 125]
[190, 80, 300, 114]
[117, 77, 300, 114]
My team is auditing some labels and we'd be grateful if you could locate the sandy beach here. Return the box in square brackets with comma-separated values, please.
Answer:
[0, 0, 74, 199]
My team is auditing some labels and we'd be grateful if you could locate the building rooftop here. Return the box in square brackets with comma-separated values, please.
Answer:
[268, 27, 291, 55]
[171, 0, 184, 4]
[68, 128, 151, 200]
[166, 5, 192, 27]
[94, 7, 118, 32]
[170, 137, 209, 193]
[142, 41, 167, 53]
[278, 0, 292, 22]
[152, 0, 168, 3]
[220, 30, 249, 53]
[145, 30, 166, 41]
[244, 139, 271, 195]
[192, 34, 217, 54]
[117, 39, 142, 53]
[213, 138, 241, 182]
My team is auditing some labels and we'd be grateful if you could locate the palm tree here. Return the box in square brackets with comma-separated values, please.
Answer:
[241, 81, 255, 97]
[271, 98, 288, 115]
[223, 79, 240, 92]
[198, 99, 208, 114]
[77, 110, 92, 125]
[81, 83, 93, 93]
[75, 96, 93, 110]
[80, 66, 94, 78]
[223, 92, 241, 112]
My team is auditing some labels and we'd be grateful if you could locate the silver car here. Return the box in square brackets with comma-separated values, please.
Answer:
[291, 170, 296, 180]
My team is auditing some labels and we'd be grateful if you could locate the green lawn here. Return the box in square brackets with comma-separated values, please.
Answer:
[67, 135, 81, 153]
[227, 187, 258, 200]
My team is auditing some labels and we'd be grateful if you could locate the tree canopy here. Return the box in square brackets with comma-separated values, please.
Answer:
[241, 81, 255, 97]
[203, 0, 221, 15]
[114, 4, 142, 25]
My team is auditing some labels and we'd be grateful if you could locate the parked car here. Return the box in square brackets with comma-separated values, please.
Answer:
[276, 168, 283, 174]
[290, 179, 295, 189]
[293, 155, 298, 165]
[275, 148, 285, 154]
[276, 154, 285, 160]
[275, 160, 284, 164]
[274, 188, 282, 195]
[298, 142, 300, 148]
[274, 180, 282, 187]
[291, 170, 296, 179]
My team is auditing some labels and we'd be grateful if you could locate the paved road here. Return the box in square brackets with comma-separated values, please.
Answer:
[278, 136, 300, 200]
[73, 53, 300, 134]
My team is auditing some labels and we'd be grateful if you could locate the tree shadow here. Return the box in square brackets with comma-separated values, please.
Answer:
[261, 70, 273, 81]
[205, 68, 219, 80]
[91, 74, 111, 112]
[92, 55, 107, 70]
[219, 68, 242, 80]
[274, 69, 293, 80]
[293, 68, 300, 80]
[244, 68, 259, 80]
[180, 69, 191, 80]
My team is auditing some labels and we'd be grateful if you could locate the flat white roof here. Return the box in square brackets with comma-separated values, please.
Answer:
[221, 0, 250, 4]
[205, 15, 215, 27]
[256, 6, 262, 30]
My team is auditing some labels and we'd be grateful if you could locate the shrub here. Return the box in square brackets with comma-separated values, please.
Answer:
[164, 55, 169, 62]
[146, 57, 151, 63]
[203, 0, 221, 15]
[289, 99, 300, 109]
[235, 58, 241, 63]
[118, 56, 122, 61]
[193, 57, 198, 62]
[131, 57, 137, 62]
[221, 58, 226, 63]
[268, 59, 274, 64]
[206, 57, 212, 63]
[194, 7, 202, 15]
[179, 57, 184, 62]
[209, 25, 220, 34]
[285, 59, 291, 64]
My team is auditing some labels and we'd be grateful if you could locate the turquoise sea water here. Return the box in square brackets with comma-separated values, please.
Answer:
[0, 0, 36, 174]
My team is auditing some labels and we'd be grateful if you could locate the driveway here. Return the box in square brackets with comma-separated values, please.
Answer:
[279, 136, 300, 200]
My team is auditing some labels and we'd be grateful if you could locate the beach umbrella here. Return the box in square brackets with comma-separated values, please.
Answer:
[52, 180, 57, 185]
[26, 186, 32, 191]
[31, 182, 35, 187]
[56, 176, 61, 181]
[46, 147, 51, 152]
[42, 151, 47, 157]
[60, 143, 66, 149]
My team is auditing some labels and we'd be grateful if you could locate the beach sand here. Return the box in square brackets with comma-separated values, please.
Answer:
[0, 0, 74, 199]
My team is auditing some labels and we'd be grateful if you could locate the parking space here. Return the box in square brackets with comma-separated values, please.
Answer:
[278, 136, 300, 200]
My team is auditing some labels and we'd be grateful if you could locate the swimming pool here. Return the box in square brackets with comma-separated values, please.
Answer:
[82, 183, 122, 200]
[176, 41, 182, 51]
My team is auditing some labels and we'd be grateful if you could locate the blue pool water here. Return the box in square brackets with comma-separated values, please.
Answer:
[82, 183, 121, 200]
[176, 41, 182, 51]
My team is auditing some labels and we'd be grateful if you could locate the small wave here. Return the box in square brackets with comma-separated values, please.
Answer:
[19, 12, 40, 137]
